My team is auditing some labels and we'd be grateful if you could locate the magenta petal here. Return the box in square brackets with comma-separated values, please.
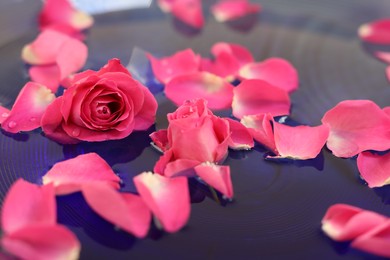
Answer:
[194, 163, 233, 199]
[269, 122, 329, 160]
[0, 106, 10, 124]
[357, 151, 390, 188]
[150, 129, 169, 152]
[200, 54, 240, 81]
[321, 100, 390, 158]
[42, 153, 120, 195]
[133, 172, 190, 233]
[56, 38, 88, 80]
[351, 220, 390, 258]
[82, 183, 151, 238]
[165, 72, 234, 110]
[225, 118, 254, 150]
[211, 0, 261, 22]
[211, 42, 254, 68]
[29, 65, 61, 93]
[358, 19, 390, 44]
[1, 179, 56, 235]
[1, 82, 55, 133]
[232, 79, 291, 119]
[171, 0, 204, 29]
[2, 224, 80, 260]
[239, 58, 299, 93]
[321, 204, 388, 241]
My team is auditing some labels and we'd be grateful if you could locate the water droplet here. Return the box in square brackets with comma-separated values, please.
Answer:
[72, 128, 80, 137]
[1, 112, 9, 118]
[8, 121, 16, 129]
[29, 117, 37, 122]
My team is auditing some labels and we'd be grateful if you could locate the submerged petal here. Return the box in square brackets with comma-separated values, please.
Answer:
[358, 19, 390, 44]
[0, 106, 10, 124]
[225, 118, 254, 150]
[357, 151, 390, 188]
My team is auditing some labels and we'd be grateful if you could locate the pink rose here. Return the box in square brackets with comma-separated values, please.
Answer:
[41, 59, 158, 143]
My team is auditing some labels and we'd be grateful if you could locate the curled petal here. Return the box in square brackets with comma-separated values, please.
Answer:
[232, 79, 291, 119]
[1, 179, 56, 234]
[357, 151, 390, 188]
[321, 100, 390, 158]
[194, 163, 233, 199]
[241, 114, 276, 153]
[200, 55, 240, 81]
[211, 42, 254, 68]
[150, 129, 169, 152]
[225, 118, 254, 150]
[42, 153, 120, 195]
[171, 0, 204, 29]
[358, 19, 390, 44]
[211, 0, 261, 22]
[321, 204, 387, 241]
[239, 58, 299, 93]
[29, 65, 61, 93]
[0, 106, 10, 125]
[133, 172, 190, 233]
[1, 82, 55, 133]
[82, 183, 151, 238]
[164, 158, 200, 178]
[165, 72, 234, 110]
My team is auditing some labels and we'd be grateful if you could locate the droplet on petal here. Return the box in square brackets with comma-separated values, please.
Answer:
[0, 106, 10, 124]
[357, 151, 390, 188]
[358, 19, 390, 44]
[225, 118, 254, 150]
[171, 0, 204, 29]
[211, 0, 261, 22]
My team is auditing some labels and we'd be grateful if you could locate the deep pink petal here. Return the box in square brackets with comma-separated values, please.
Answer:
[82, 183, 151, 238]
[97, 58, 132, 77]
[1, 82, 55, 133]
[171, 0, 204, 29]
[147, 49, 200, 84]
[165, 72, 234, 110]
[2, 224, 80, 260]
[384, 106, 390, 117]
[239, 58, 299, 93]
[0, 106, 10, 125]
[358, 19, 390, 44]
[200, 54, 240, 81]
[225, 118, 254, 150]
[357, 151, 390, 188]
[211, 0, 261, 22]
[56, 38, 88, 80]
[321, 204, 388, 241]
[133, 82, 158, 130]
[133, 172, 190, 233]
[42, 153, 120, 195]
[321, 100, 390, 158]
[194, 163, 233, 198]
[269, 122, 329, 160]
[150, 129, 169, 152]
[29, 65, 60, 93]
[211, 42, 254, 68]
[1, 179, 56, 235]
[232, 79, 291, 119]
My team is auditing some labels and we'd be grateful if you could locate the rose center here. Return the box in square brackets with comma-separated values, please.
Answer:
[96, 104, 112, 119]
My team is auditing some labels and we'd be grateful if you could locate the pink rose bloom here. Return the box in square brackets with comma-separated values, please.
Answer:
[41, 59, 158, 143]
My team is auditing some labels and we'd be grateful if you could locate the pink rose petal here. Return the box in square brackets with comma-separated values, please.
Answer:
[194, 162, 233, 199]
[211, 42, 254, 68]
[164, 158, 200, 177]
[171, 0, 204, 29]
[29, 65, 61, 93]
[133, 172, 190, 233]
[1, 82, 55, 133]
[150, 129, 169, 152]
[384, 106, 390, 117]
[1, 179, 56, 235]
[225, 118, 254, 150]
[132, 82, 159, 131]
[165, 72, 234, 110]
[351, 220, 390, 258]
[2, 224, 80, 260]
[321, 100, 390, 158]
[147, 49, 200, 85]
[239, 58, 299, 93]
[373, 51, 390, 64]
[211, 0, 261, 22]
[357, 151, 390, 188]
[200, 55, 240, 81]
[56, 37, 88, 80]
[358, 19, 390, 44]
[321, 204, 388, 241]
[42, 153, 120, 195]
[269, 122, 329, 160]
[158, 0, 176, 12]
[232, 79, 291, 119]
[0, 106, 10, 125]
[82, 183, 151, 238]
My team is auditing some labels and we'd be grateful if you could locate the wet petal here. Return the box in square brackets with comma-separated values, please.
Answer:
[321, 204, 388, 241]
[29, 65, 61, 93]
[1, 82, 55, 133]
[56, 37, 88, 80]
[358, 19, 390, 44]
[165, 72, 234, 110]
[321, 100, 390, 158]
[133, 172, 190, 233]
[171, 0, 204, 29]
[82, 183, 151, 238]
[42, 153, 120, 195]
[211, 42, 254, 68]
[150, 129, 169, 152]
[357, 151, 390, 188]
[239, 58, 299, 93]
[232, 79, 291, 119]
[211, 0, 261, 22]
[225, 118, 254, 150]
[194, 162, 233, 199]
[0, 106, 10, 125]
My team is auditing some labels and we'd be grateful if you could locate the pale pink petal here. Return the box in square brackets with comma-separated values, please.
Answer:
[232, 79, 291, 119]
[373, 51, 390, 64]
[351, 220, 390, 258]
[82, 183, 151, 238]
[358, 19, 390, 44]
[269, 122, 329, 160]
[211, 0, 261, 22]
[357, 151, 390, 188]
[321, 100, 390, 158]
[42, 153, 120, 195]
[225, 118, 254, 150]
[194, 162, 233, 199]
[0, 106, 10, 125]
[171, 0, 204, 29]
[29, 65, 61, 93]
[56, 38, 88, 80]
[158, 0, 176, 12]
[1, 179, 56, 235]
[150, 129, 169, 152]
[239, 58, 299, 93]
[2, 224, 80, 260]
[165, 72, 234, 110]
[211, 42, 254, 68]
[133, 172, 190, 233]
[240, 113, 277, 153]
[164, 158, 200, 177]
[321, 204, 388, 241]
[1, 82, 55, 133]
[147, 49, 200, 85]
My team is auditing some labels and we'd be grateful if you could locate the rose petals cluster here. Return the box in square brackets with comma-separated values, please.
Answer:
[322, 204, 390, 258]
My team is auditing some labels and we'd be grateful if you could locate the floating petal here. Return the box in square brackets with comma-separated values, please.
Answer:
[225, 118, 254, 150]
[171, 0, 204, 29]
[357, 151, 390, 188]
[211, 0, 261, 22]
[56, 37, 88, 80]
[0, 106, 10, 125]
[211, 42, 254, 67]
[29, 65, 61, 93]
[200, 55, 239, 81]
[358, 19, 390, 44]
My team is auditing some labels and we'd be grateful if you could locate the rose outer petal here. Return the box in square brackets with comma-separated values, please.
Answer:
[357, 151, 390, 188]
[171, 0, 204, 29]
[225, 118, 254, 150]
[211, 0, 261, 22]
[133, 82, 158, 131]
[150, 129, 169, 152]
[358, 19, 390, 44]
